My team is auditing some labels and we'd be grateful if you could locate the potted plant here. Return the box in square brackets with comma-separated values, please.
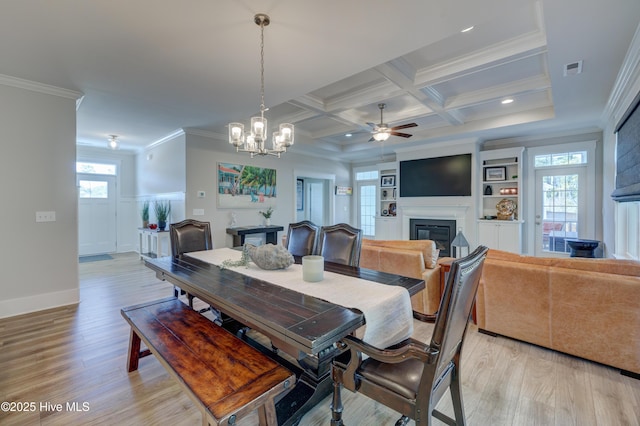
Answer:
[259, 206, 273, 226]
[154, 200, 171, 231]
[141, 200, 150, 228]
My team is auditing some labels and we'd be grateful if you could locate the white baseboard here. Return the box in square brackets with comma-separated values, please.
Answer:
[0, 288, 80, 319]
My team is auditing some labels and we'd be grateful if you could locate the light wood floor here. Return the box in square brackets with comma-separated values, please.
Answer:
[1, 252, 638, 426]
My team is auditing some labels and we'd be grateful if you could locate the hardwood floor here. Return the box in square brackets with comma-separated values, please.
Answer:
[0, 252, 638, 425]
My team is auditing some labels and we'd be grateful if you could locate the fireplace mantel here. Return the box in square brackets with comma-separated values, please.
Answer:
[401, 205, 470, 240]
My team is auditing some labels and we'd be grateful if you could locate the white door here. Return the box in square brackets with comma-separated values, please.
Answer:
[357, 182, 376, 238]
[78, 174, 117, 255]
[308, 181, 325, 225]
[534, 167, 586, 256]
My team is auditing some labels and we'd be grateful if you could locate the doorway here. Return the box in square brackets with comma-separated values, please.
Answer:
[77, 172, 117, 256]
[295, 171, 335, 227]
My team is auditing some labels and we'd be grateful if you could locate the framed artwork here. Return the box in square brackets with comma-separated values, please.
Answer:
[217, 163, 277, 209]
[296, 179, 304, 211]
[335, 186, 352, 196]
[381, 175, 396, 187]
[484, 166, 507, 181]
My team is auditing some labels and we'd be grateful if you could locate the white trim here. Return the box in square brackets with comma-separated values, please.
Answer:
[0, 288, 80, 319]
[0, 73, 83, 99]
[146, 129, 185, 150]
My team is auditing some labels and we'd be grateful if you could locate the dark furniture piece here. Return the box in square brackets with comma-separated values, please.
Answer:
[285, 220, 319, 257]
[144, 255, 424, 426]
[317, 223, 363, 267]
[330, 246, 489, 426]
[565, 238, 600, 258]
[122, 297, 294, 426]
[226, 225, 284, 247]
[169, 219, 213, 307]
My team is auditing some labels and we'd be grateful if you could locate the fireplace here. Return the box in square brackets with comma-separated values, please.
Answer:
[410, 218, 456, 257]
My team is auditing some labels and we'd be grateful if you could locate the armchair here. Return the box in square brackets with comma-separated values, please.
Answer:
[331, 245, 488, 426]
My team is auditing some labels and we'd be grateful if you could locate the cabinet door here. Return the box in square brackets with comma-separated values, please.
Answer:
[497, 223, 521, 253]
[478, 223, 500, 249]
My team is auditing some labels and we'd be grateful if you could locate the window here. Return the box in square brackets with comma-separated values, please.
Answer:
[79, 180, 108, 198]
[76, 162, 116, 175]
[356, 170, 379, 180]
[534, 151, 587, 167]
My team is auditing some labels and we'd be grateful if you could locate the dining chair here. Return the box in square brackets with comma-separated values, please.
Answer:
[169, 219, 212, 308]
[285, 220, 320, 257]
[317, 223, 363, 267]
[330, 245, 489, 426]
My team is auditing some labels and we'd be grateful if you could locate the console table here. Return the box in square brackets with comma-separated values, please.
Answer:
[138, 228, 170, 258]
[226, 225, 284, 247]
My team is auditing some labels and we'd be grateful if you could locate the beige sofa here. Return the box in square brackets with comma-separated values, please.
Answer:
[360, 239, 447, 315]
[476, 249, 640, 376]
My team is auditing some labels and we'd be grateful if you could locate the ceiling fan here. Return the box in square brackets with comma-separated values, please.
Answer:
[367, 103, 417, 142]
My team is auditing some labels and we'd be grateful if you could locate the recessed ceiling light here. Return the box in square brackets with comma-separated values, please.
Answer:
[345, 133, 353, 137]
[461, 26, 474, 33]
[501, 98, 514, 104]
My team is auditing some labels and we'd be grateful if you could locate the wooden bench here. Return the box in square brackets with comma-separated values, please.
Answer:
[121, 297, 295, 426]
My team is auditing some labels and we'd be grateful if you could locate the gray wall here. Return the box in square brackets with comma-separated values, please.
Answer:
[184, 133, 352, 249]
[0, 83, 79, 318]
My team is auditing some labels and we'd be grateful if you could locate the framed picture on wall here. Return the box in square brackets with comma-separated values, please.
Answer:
[381, 175, 396, 187]
[484, 166, 507, 181]
[296, 179, 304, 211]
[217, 162, 277, 208]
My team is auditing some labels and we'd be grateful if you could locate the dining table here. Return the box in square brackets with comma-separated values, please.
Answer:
[144, 248, 424, 426]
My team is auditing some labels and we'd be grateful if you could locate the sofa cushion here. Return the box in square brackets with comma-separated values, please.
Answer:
[363, 239, 439, 269]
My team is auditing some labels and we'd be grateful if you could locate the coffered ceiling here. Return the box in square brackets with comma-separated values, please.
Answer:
[0, 0, 638, 162]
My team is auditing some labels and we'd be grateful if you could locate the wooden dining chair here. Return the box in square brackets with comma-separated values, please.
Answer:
[330, 245, 489, 426]
[317, 223, 363, 267]
[285, 220, 320, 257]
[169, 219, 212, 308]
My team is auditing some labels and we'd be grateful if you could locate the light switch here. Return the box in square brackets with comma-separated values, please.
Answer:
[197, 191, 206, 198]
[193, 209, 205, 216]
[36, 211, 56, 222]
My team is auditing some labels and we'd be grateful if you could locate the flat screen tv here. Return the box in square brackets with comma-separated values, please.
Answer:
[399, 153, 472, 197]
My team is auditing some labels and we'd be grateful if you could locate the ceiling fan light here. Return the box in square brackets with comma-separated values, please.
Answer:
[373, 131, 390, 141]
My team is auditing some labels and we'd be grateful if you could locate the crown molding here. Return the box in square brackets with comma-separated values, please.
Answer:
[0, 73, 82, 99]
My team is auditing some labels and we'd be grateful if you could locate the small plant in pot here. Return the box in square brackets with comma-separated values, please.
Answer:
[141, 200, 150, 228]
[259, 206, 273, 226]
[154, 200, 171, 231]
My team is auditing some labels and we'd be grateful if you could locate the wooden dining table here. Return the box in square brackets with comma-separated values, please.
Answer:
[144, 253, 424, 426]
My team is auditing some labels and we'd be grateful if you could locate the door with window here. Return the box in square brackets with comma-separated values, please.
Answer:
[77, 171, 117, 255]
[534, 165, 587, 256]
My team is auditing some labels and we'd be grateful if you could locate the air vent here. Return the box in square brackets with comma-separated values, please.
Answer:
[564, 60, 583, 77]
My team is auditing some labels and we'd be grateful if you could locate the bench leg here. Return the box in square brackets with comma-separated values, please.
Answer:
[257, 398, 278, 426]
[127, 329, 142, 372]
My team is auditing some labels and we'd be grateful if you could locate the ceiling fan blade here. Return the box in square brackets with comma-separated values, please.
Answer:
[391, 123, 418, 130]
[368, 136, 375, 142]
[366, 122, 377, 129]
[390, 132, 413, 138]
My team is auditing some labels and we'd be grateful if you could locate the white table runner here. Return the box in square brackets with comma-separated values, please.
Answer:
[187, 248, 413, 349]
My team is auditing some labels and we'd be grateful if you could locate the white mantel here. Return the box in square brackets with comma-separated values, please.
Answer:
[401, 204, 472, 240]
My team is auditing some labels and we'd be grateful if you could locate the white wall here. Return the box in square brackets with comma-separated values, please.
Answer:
[0, 83, 80, 318]
[184, 133, 352, 249]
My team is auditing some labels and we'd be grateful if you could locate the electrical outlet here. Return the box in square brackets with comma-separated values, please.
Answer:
[36, 211, 56, 222]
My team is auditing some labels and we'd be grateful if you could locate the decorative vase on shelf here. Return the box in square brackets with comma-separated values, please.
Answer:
[158, 221, 167, 231]
[265, 218, 271, 226]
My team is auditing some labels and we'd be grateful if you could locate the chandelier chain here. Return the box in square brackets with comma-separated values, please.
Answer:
[259, 20, 266, 115]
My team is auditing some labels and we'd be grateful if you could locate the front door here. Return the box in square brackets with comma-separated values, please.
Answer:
[77, 174, 117, 255]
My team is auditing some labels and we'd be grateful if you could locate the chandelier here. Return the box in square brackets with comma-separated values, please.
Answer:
[229, 14, 294, 158]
